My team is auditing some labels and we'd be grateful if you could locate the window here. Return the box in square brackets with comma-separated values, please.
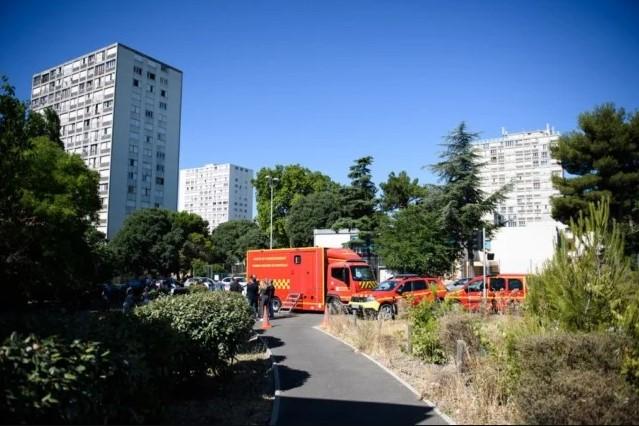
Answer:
[467, 280, 484, 292]
[133, 78, 139, 87]
[508, 279, 523, 291]
[331, 267, 348, 284]
[155, 177, 164, 185]
[129, 144, 138, 154]
[129, 159, 137, 167]
[127, 185, 136, 194]
[145, 110, 153, 118]
[411, 280, 427, 291]
[160, 89, 166, 97]
[147, 72, 155, 80]
[160, 77, 168, 85]
[134, 66, 142, 75]
[294, 255, 302, 264]
[491, 278, 506, 291]
[156, 151, 165, 160]
[400, 282, 413, 293]
[159, 102, 167, 110]
[147, 84, 154, 93]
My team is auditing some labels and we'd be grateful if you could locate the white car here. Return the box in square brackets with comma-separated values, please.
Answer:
[183, 277, 216, 290]
[220, 276, 247, 295]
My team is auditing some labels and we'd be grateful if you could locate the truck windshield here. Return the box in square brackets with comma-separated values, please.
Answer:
[375, 280, 398, 291]
[350, 266, 375, 281]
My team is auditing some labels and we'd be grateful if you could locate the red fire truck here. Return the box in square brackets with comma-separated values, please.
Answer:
[246, 247, 377, 313]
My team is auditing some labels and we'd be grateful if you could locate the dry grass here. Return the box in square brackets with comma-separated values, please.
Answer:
[164, 337, 273, 425]
[322, 313, 520, 425]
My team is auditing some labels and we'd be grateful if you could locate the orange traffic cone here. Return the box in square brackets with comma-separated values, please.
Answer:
[321, 304, 330, 328]
[261, 305, 272, 330]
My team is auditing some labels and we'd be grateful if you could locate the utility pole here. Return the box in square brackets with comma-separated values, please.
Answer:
[265, 175, 279, 249]
[482, 226, 487, 303]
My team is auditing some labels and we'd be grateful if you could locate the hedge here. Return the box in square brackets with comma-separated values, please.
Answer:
[0, 291, 255, 424]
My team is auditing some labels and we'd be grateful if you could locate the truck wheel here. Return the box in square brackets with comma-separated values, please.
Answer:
[378, 304, 395, 320]
[328, 298, 343, 315]
[271, 297, 281, 313]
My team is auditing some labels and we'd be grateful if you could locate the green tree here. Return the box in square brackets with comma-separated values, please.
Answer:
[110, 209, 179, 277]
[210, 220, 268, 271]
[528, 198, 637, 333]
[376, 205, 456, 276]
[430, 122, 508, 276]
[285, 191, 342, 247]
[253, 165, 339, 247]
[0, 78, 104, 304]
[379, 170, 425, 212]
[551, 104, 639, 256]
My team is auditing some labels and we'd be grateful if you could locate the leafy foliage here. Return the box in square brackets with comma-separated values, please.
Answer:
[0, 333, 113, 424]
[376, 205, 456, 275]
[379, 170, 425, 212]
[551, 104, 639, 255]
[210, 220, 267, 270]
[0, 78, 104, 305]
[430, 122, 508, 268]
[510, 331, 639, 425]
[408, 300, 447, 364]
[253, 165, 339, 247]
[333, 156, 378, 233]
[285, 191, 342, 247]
[527, 198, 636, 332]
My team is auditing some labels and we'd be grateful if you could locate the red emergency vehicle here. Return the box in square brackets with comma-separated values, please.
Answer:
[246, 247, 377, 313]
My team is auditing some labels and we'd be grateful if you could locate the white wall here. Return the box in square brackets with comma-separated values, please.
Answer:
[490, 221, 566, 274]
[313, 229, 358, 248]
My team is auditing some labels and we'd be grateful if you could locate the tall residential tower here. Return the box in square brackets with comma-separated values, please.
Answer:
[474, 125, 562, 227]
[30, 43, 183, 238]
[178, 163, 254, 231]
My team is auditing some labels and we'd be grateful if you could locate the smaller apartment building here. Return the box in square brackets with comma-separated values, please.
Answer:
[178, 163, 253, 231]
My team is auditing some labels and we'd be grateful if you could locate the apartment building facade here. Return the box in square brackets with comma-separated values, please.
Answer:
[178, 163, 254, 231]
[474, 125, 562, 227]
[472, 126, 565, 274]
[30, 43, 183, 238]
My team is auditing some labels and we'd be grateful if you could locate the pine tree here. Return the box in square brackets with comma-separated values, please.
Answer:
[430, 122, 508, 275]
[551, 104, 639, 256]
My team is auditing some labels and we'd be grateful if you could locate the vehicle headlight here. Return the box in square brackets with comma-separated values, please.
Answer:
[366, 296, 376, 302]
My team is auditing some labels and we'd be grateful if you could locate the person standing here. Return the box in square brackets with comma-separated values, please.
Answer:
[122, 287, 135, 314]
[258, 279, 269, 321]
[246, 275, 259, 318]
[266, 279, 276, 319]
[230, 277, 243, 293]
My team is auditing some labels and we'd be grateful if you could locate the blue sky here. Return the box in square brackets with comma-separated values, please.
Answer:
[2, 0, 638, 187]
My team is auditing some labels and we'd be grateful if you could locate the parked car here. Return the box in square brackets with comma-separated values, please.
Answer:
[444, 274, 527, 312]
[155, 277, 181, 293]
[184, 276, 216, 290]
[349, 274, 447, 320]
[446, 277, 473, 292]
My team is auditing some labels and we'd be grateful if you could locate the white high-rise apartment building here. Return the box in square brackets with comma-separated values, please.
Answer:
[178, 164, 254, 231]
[474, 125, 562, 227]
[30, 43, 183, 238]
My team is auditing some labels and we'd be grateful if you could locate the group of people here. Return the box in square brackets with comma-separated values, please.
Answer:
[230, 275, 276, 320]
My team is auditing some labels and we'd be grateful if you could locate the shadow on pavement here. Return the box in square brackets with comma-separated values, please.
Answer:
[276, 365, 311, 391]
[272, 354, 286, 363]
[261, 335, 285, 349]
[276, 396, 440, 426]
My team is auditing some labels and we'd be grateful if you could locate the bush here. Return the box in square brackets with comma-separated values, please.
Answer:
[437, 312, 483, 357]
[510, 331, 639, 424]
[135, 291, 254, 375]
[408, 300, 446, 364]
[0, 333, 113, 424]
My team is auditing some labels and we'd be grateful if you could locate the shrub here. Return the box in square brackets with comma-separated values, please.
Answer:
[437, 312, 482, 357]
[510, 331, 639, 425]
[0, 333, 113, 424]
[135, 291, 254, 375]
[408, 300, 446, 364]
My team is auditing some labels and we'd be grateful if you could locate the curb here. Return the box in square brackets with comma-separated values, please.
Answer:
[313, 325, 456, 425]
[258, 335, 281, 426]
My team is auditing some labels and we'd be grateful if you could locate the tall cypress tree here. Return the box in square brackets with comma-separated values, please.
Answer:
[551, 104, 639, 256]
[431, 122, 508, 276]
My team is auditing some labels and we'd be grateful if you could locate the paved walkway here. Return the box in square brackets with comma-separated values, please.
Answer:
[259, 314, 449, 426]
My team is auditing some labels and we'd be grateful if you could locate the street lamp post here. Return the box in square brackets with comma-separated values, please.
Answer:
[265, 175, 279, 249]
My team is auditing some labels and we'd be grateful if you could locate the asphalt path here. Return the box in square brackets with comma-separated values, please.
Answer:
[259, 313, 450, 426]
